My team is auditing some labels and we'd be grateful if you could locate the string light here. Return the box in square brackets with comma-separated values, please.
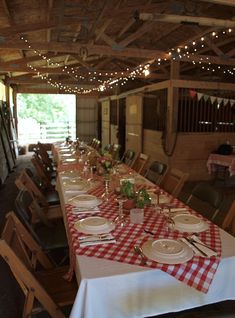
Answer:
[19, 35, 152, 94]
[168, 27, 234, 77]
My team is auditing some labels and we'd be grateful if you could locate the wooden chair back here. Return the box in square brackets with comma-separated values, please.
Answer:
[121, 149, 136, 166]
[0, 212, 76, 318]
[186, 182, 223, 221]
[15, 169, 48, 207]
[31, 155, 54, 190]
[145, 161, 167, 185]
[35, 142, 54, 171]
[131, 153, 150, 175]
[1, 212, 54, 270]
[222, 200, 235, 235]
[159, 168, 189, 198]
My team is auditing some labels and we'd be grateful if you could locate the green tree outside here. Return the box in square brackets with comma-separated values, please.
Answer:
[17, 93, 68, 123]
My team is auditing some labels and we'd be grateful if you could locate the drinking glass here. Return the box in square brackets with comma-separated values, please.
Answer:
[115, 196, 127, 226]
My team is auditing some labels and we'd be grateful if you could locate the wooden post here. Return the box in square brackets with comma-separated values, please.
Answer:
[165, 60, 180, 156]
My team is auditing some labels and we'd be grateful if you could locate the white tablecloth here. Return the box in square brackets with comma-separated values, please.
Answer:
[56, 169, 235, 318]
[70, 230, 235, 318]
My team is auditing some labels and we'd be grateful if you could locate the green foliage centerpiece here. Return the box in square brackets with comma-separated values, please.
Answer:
[120, 181, 151, 210]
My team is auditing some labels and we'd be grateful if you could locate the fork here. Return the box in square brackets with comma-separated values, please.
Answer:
[188, 236, 216, 253]
[184, 237, 208, 257]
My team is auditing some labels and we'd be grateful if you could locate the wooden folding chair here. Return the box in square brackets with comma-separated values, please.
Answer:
[31, 154, 55, 191]
[145, 161, 167, 185]
[131, 153, 150, 175]
[222, 200, 235, 234]
[0, 211, 77, 318]
[35, 142, 55, 172]
[159, 168, 189, 198]
[186, 182, 223, 221]
[121, 149, 136, 167]
[15, 190, 68, 264]
[15, 169, 60, 209]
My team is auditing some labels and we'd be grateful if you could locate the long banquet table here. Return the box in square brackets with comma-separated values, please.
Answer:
[54, 147, 235, 318]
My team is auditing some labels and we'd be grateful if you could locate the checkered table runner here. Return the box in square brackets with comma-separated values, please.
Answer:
[65, 184, 221, 293]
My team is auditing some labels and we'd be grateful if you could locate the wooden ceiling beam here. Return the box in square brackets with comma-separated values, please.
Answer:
[46, 0, 54, 42]
[178, 54, 235, 66]
[199, 0, 235, 7]
[117, 18, 136, 39]
[138, 12, 235, 28]
[118, 21, 155, 48]
[95, 19, 113, 42]
[0, 41, 167, 59]
[0, 64, 133, 77]
[97, 32, 118, 47]
[16, 85, 99, 96]
[191, 25, 225, 57]
[1, 53, 63, 67]
[2, 0, 13, 24]
[0, 19, 81, 37]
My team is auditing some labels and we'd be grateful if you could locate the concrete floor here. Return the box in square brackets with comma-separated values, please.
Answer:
[0, 153, 235, 318]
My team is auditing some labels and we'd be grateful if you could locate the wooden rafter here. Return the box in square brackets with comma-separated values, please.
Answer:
[138, 12, 235, 28]
[46, 0, 54, 42]
[0, 19, 80, 37]
[0, 41, 167, 59]
[118, 21, 155, 48]
[0, 64, 133, 77]
[199, 0, 235, 7]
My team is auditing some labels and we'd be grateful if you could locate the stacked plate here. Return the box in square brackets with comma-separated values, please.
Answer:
[70, 194, 102, 208]
[142, 238, 194, 264]
[172, 214, 208, 233]
[74, 216, 115, 234]
[63, 179, 89, 192]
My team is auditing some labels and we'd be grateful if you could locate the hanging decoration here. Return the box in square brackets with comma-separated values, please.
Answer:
[189, 89, 235, 107]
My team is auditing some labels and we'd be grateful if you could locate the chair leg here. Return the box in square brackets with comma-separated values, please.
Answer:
[22, 291, 35, 318]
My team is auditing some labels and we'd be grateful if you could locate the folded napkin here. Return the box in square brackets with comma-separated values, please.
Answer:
[180, 236, 217, 258]
[71, 207, 100, 214]
[79, 234, 116, 247]
[162, 207, 189, 215]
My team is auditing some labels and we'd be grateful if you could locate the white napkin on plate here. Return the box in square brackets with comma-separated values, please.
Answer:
[180, 236, 217, 257]
[79, 234, 116, 247]
[162, 207, 189, 215]
[71, 207, 100, 214]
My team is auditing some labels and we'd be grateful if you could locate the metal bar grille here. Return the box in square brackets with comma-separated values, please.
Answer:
[178, 89, 235, 132]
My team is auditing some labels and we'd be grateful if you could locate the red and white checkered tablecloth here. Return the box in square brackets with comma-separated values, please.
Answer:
[65, 184, 221, 294]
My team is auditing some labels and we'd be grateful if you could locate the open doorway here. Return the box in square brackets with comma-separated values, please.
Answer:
[17, 94, 76, 146]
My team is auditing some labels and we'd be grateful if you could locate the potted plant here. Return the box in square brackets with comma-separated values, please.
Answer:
[120, 180, 136, 210]
[135, 188, 151, 209]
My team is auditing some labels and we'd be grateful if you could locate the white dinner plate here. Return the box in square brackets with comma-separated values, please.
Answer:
[69, 194, 102, 208]
[74, 217, 115, 234]
[173, 214, 209, 233]
[60, 153, 74, 157]
[63, 158, 77, 163]
[151, 239, 185, 258]
[142, 240, 194, 265]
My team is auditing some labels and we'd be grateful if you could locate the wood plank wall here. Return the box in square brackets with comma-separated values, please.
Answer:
[143, 129, 235, 181]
